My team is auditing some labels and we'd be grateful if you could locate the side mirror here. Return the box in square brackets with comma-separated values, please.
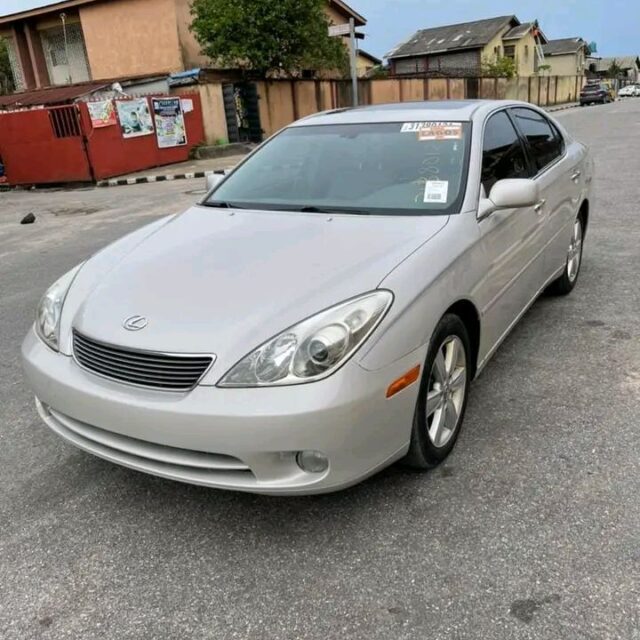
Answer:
[479, 179, 539, 218]
[205, 173, 224, 191]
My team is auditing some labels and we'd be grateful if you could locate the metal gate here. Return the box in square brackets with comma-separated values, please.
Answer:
[0, 105, 92, 184]
[222, 82, 263, 144]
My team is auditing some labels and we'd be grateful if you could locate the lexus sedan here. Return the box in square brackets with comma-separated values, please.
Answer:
[22, 100, 593, 494]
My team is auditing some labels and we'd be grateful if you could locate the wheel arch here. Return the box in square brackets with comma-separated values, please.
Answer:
[578, 199, 589, 238]
[443, 299, 481, 379]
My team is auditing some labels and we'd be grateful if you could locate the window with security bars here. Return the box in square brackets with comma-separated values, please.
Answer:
[40, 23, 91, 85]
[4, 36, 26, 91]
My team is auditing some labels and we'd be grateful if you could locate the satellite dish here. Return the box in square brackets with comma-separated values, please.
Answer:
[589, 41, 598, 53]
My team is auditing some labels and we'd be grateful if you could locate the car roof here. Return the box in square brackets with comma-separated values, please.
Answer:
[290, 100, 530, 126]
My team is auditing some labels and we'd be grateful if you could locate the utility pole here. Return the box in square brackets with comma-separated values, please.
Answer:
[349, 17, 358, 107]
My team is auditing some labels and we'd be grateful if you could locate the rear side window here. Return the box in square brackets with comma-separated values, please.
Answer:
[481, 110, 530, 193]
[511, 108, 564, 172]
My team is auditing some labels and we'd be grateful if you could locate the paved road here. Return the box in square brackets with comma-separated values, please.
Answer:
[1, 101, 639, 640]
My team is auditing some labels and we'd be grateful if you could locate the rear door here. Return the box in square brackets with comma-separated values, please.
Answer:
[510, 107, 580, 283]
[476, 109, 545, 351]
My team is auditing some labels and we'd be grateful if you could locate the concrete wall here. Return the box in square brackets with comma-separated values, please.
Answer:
[174, 0, 209, 70]
[169, 83, 228, 145]
[199, 75, 585, 141]
[545, 51, 586, 76]
[80, 0, 183, 80]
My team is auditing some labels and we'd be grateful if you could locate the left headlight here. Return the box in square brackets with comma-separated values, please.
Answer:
[35, 263, 84, 351]
[218, 290, 393, 387]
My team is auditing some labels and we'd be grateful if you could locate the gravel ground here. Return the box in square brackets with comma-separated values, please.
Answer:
[0, 100, 638, 640]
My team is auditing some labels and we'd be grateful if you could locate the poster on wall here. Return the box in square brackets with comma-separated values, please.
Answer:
[152, 97, 187, 148]
[116, 99, 154, 138]
[87, 100, 117, 128]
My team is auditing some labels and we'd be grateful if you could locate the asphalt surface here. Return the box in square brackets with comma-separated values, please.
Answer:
[1, 100, 639, 640]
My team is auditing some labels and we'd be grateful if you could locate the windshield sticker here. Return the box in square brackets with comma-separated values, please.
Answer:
[424, 180, 449, 204]
[418, 123, 463, 141]
[401, 122, 463, 139]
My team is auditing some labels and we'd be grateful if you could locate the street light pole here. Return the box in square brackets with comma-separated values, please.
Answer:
[349, 17, 358, 107]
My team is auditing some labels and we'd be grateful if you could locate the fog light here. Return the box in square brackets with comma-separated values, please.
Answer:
[296, 450, 329, 474]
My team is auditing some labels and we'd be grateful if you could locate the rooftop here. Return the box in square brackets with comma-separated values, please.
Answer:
[542, 38, 589, 56]
[0, 0, 367, 25]
[386, 15, 518, 60]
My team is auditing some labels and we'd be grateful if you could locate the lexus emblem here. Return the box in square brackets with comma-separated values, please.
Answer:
[123, 315, 148, 331]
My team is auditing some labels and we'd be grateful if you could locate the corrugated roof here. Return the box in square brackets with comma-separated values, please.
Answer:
[502, 22, 533, 40]
[0, 80, 109, 108]
[542, 38, 588, 56]
[387, 15, 517, 60]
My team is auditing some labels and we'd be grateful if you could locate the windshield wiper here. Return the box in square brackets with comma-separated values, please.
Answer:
[202, 201, 245, 209]
[297, 205, 371, 215]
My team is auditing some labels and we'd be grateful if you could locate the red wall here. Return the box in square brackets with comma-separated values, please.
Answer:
[0, 94, 205, 185]
[80, 94, 205, 180]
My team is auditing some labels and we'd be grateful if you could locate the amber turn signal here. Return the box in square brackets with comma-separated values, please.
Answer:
[386, 365, 421, 398]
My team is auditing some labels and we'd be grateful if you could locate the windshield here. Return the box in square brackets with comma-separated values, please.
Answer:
[204, 121, 471, 216]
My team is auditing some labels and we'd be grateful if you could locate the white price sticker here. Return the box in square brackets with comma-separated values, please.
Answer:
[424, 180, 449, 204]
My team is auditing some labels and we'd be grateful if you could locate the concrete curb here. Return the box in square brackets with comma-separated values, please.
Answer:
[97, 169, 228, 188]
[545, 103, 580, 113]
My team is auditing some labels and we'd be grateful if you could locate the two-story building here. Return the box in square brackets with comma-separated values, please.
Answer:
[0, 0, 367, 92]
[541, 38, 591, 75]
[386, 15, 547, 77]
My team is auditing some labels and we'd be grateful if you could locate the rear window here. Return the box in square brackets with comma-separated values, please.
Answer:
[205, 121, 471, 216]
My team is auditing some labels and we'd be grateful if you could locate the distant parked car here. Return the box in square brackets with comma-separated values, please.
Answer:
[618, 84, 640, 97]
[580, 82, 614, 105]
[22, 100, 593, 495]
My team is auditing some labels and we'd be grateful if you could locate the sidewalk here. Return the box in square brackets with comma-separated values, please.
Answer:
[96, 154, 247, 187]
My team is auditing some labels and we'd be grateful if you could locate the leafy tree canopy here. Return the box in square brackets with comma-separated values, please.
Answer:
[190, 0, 348, 77]
[481, 55, 517, 78]
[607, 58, 623, 78]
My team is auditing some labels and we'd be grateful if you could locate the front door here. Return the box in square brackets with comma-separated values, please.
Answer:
[509, 107, 580, 282]
[476, 109, 546, 352]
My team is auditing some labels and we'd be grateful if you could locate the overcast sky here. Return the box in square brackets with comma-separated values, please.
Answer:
[2, 0, 636, 60]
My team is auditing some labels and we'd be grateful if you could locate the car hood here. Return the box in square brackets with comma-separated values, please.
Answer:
[66, 205, 448, 374]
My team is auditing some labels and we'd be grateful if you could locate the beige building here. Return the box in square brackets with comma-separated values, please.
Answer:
[387, 15, 548, 77]
[541, 38, 591, 75]
[0, 0, 367, 91]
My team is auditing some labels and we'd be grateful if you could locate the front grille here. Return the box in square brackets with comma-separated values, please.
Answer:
[72, 330, 213, 391]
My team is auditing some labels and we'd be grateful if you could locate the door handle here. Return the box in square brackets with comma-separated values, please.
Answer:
[571, 170, 582, 181]
[534, 199, 546, 213]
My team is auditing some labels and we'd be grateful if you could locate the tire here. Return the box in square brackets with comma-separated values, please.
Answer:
[403, 314, 471, 470]
[547, 215, 584, 295]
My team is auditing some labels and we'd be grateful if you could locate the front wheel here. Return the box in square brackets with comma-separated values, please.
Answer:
[547, 216, 584, 295]
[403, 314, 471, 470]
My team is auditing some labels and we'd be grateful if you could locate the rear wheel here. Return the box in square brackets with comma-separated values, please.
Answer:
[547, 216, 584, 295]
[404, 314, 471, 469]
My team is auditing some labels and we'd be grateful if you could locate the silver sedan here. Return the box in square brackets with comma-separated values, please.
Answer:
[22, 100, 593, 494]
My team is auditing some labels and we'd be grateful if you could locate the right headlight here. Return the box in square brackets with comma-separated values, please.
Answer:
[35, 263, 84, 351]
[218, 290, 393, 387]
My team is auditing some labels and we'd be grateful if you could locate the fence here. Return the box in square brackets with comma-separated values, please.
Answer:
[0, 93, 205, 185]
[252, 75, 586, 138]
[187, 75, 586, 144]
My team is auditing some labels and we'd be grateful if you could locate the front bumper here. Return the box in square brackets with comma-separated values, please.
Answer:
[22, 328, 423, 494]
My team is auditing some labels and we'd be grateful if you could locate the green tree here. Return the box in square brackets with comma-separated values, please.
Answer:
[0, 37, 15, 95]
[607, 58, 623, 78]
[481, 55, 517, 78]
[190, 0, 348, 78]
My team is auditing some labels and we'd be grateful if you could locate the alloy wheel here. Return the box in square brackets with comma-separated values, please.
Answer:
[425, 335, 467, 448]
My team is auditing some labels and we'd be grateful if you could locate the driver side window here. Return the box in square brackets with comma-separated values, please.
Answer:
[481, 110, 531, 194]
